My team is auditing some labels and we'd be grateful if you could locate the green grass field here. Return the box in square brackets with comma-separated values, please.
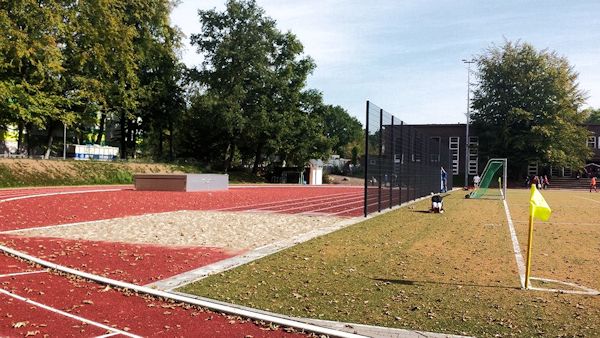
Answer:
[179, 188, 600, 337]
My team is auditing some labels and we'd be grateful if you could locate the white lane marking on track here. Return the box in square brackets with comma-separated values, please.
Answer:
[0, 270, 48, 278]
[214, 191, 359, 211]
[95, 333, 121, 338]
[0, 284, 142, 338]
[502, 198, 526, 289]
[0, 189, 123, 203]
[263, 194, 363, 213]
[0, 245, 366, 338]
[242, 192, 361, 212]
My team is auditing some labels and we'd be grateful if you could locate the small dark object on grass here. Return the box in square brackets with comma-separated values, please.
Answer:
[431, 194, 444, 213]
[465, 194, 470, 199]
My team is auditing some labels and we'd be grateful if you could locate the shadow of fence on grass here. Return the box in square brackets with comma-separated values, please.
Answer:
[373, 278, 520, 290]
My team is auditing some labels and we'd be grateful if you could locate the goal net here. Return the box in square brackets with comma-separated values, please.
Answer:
[469, 158, 507, 199]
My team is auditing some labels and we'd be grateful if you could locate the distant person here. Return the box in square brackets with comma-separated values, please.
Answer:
[591, 176, 598, 193]
[531, 175, 539, 188]
[431, 193, 444, 213]
[543, 175, 550, 189]
[473, 174, 481, 188]
[440, 167, 447, 193]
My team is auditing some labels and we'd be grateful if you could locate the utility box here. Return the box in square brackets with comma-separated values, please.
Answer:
[308, 159, 324, 185]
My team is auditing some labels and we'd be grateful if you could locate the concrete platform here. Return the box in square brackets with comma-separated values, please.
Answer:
[134, 174, 228, 192]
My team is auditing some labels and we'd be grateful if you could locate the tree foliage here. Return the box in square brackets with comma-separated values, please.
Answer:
[0, 0, 182, 158]
[583, 107, 600, 124]
[185, 0, 361, 172]
[0, 0, 361, 172]
[471, 41, 592, 176]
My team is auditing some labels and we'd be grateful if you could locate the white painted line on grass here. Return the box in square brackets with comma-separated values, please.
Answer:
[575, 196, 600, 204]
[0, 244, 367, 338]
[502, 197, 599, 295]
[502, 198, 526, 289]
[0, 188, 123, 203]
[528, 277, 599, 295]
[0, 270, 48, 278]
[0, 285, 141, 338]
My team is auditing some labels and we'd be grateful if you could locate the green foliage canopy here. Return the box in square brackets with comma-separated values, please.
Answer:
[185, 0, 362, 172]
[471, 41, 592, 176]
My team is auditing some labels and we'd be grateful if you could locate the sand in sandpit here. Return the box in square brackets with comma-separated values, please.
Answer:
[14, 211, 343, 250]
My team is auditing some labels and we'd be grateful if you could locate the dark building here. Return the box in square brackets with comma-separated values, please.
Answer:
[404, 123, 600, 182]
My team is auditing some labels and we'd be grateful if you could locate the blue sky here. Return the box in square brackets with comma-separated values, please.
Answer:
[171, 0, 600, 125]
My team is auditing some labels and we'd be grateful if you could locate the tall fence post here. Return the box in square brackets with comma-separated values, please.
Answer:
[389, 116, 394, 208]
[399, 121, 404, 204]
[378, 108, 383, 212]
[364, 101, 370, 217]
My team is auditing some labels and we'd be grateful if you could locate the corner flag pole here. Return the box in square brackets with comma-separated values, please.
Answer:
[525, 184, 552, 289]
[524, 208, 535, 289]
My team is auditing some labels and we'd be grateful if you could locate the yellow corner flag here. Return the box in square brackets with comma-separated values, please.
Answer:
[529, 184, 552, 221]
[525, 184, 552, 288]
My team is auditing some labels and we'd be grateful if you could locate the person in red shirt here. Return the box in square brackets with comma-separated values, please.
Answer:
[591, 176, 598, 193]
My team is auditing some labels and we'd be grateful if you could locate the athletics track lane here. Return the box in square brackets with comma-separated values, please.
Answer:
[0, 235, 240, 285]
[0, 253, 306, 337]
[0, 186, 362, 337]
[0, 186, 364, 232]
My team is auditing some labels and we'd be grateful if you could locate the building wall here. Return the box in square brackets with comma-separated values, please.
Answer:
[405, 123, 600, 180]
[587, 124, 600, 162]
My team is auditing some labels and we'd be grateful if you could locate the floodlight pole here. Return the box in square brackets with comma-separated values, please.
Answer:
[462, 59, 475, 187]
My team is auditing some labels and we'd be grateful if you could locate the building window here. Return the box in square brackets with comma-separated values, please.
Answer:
[588, 136, 597, 149]
[468, 136, 479, 175]
[449, 137, 460, 175]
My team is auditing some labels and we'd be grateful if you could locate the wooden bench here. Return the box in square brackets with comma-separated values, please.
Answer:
[134, 174, 228, 192]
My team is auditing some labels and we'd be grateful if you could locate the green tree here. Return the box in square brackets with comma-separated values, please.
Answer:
[471, 41, 591, 177]
[190, 0, 316, 172]
[0, 0, 74, 157]
[583, 108, 600, 124]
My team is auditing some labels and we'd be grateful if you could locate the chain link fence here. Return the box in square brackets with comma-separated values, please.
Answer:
[364, 101, 452, 216]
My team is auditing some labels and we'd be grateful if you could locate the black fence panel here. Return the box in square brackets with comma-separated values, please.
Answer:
[364, 101, 452, 217]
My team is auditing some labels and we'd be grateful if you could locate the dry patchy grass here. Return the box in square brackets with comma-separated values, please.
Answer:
[180, 190, 600, 337]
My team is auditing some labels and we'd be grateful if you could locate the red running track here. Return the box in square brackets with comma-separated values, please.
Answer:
[0, 235, 240, 285]
[0, 254, 306, 337]
[0, 186, 364, 232]
[0, 185, 365, 337]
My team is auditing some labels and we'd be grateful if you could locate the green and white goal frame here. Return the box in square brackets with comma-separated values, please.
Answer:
[469, 158, 507, 200]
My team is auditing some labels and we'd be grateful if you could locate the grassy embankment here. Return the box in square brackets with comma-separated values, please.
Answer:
[180, 190, 600, 337]
[0, 159, 264, 187]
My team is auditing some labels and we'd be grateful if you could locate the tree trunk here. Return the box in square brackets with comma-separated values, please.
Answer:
[252, 143, 263, 174]
[44, 120, 55, 159]
[157, 122, 163, 159]
[96, 113, 106, 145]
[130, 119, 137, 159]
[119, 111, 127, 159]
[168, 119, 174, 161]
[25, 123, 32, 157]
[17, 122, 23, 153]
[223, 142, 235, 173]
